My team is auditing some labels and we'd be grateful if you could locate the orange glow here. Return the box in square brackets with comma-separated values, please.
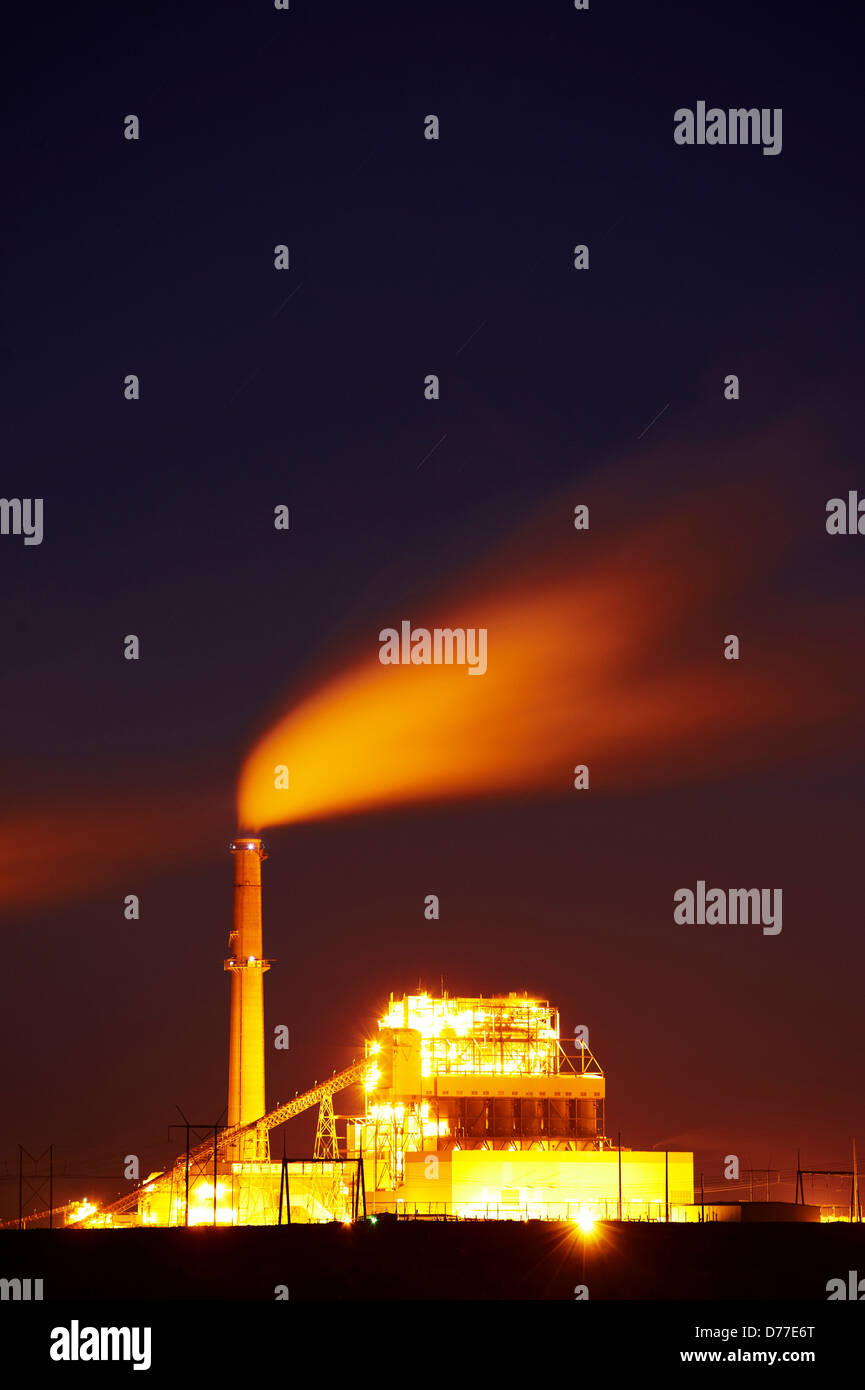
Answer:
[376, 992, 564, 1077]
[238, 478, 864, 831]
[0, 782, 224, 909]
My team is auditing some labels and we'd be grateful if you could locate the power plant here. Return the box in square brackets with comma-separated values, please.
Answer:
[60, 835, 701, 1229]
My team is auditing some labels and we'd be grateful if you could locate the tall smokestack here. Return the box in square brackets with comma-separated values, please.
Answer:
[225, 836, 270, 1160]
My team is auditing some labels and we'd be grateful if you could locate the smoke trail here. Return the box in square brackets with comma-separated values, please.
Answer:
[0, 785, 226, 910]
[238, 433, 865, 831]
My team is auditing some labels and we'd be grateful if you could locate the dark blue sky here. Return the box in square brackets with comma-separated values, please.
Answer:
[3, 0, 864, 1216]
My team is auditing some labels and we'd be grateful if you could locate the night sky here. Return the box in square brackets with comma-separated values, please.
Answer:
[3, 0, 864, 1220]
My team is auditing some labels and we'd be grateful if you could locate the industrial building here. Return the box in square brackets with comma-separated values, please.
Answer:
[347, 991, 693, 1220]
[77, 837, 694, 1227]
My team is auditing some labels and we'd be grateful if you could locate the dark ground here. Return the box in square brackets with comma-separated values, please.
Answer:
[4, 1220, 865, 1300]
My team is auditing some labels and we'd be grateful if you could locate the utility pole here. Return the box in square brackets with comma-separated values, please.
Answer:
[184, 1121, 190, 1226]
[617, 1131, 622, 1221]
[170, 1112, 226, 1227]
[278, 1131, 291, 1225]
[743, 1167, 779, 1202]
[17, 1145, 54, 1230]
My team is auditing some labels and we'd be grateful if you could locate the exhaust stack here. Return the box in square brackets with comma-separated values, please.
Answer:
[225, 837, 270, 1160]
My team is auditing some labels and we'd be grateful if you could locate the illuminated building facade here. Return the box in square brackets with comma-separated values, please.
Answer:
[346, 992, 694, 1220]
